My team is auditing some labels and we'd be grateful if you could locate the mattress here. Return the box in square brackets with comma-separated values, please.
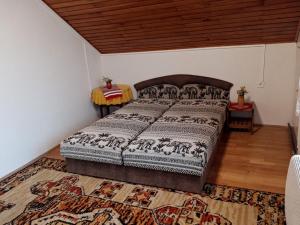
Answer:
[122, 99, 228, 176]
[60, 99, 175, 165]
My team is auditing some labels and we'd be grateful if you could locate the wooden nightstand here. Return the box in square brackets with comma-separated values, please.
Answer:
[227, 102, 254, 133]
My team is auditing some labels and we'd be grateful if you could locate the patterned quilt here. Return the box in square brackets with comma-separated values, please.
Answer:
[122, 99, 228, 176]
[60, 99, 175, 165]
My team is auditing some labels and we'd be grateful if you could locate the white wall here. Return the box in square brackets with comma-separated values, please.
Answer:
[295, 40, 300, 152]
[0, 0, 101, 177]
[84, 41, 102, 89]
[102, 43, 297, 126]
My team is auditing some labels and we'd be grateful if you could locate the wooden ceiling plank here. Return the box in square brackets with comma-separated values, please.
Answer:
[63, 6, 300, 27]
[81, 22, 296, 38]
[95, 37, 293, 53]
[88, 30, 294, 46]
[77, 19, 298, 37]
[58, 1, 176, 17]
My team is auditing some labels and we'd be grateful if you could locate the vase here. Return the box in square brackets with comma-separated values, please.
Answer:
[106, 81, 112, 89]
[238, 95, 245, 106]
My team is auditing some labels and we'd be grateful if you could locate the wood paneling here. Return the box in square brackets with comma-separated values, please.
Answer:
[46, 126, 292, 193]
[43, 0, 300, 53]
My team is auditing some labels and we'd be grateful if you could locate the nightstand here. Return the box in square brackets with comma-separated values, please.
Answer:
[227, 102, 254, 133]
[91, 84, 133, 118]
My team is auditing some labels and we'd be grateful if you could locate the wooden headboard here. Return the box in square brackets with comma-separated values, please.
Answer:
[134, 74, 233, 91]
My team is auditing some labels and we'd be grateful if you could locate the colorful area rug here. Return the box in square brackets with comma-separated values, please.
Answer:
[0, 158, 285, 224]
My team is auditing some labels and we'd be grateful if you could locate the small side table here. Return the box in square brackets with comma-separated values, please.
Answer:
[227, 102, 254, 133]
[91, 84, 133, 117]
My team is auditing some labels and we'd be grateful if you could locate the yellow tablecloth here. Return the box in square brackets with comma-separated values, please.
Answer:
[91, 84, 133, 105]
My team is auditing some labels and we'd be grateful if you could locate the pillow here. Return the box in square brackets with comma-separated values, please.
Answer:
[137, 83, 230, 100]
[137, 84, 180, 99]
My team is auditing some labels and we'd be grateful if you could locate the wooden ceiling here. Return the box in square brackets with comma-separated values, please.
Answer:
[43, 0, 300, 53]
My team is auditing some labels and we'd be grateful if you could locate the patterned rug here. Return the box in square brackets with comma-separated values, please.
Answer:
[0, 158, 285, 225]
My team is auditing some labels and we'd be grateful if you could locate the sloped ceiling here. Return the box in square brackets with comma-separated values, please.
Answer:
[43, 0, 300, 53]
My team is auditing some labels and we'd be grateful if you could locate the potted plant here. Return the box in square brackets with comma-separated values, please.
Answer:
[237, 86, 248, 106]
[103, 76, 112, 89]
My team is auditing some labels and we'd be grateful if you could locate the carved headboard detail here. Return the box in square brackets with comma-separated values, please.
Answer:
[134, 74, 233, 100]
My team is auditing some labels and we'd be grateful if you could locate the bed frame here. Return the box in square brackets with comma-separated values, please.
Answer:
[65, 74, 233, 193]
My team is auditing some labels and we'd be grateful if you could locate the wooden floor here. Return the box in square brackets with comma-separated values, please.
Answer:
[45, 126, 292, 194]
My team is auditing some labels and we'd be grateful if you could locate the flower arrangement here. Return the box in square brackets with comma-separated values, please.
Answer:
[102, 76, 112, 83]
[237, 86, 248, 96]
[237, 86, 248, 106]
[102, 76, 112, 89]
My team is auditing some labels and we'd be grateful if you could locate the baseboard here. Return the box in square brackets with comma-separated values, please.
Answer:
[288, 123, 298, 155]
[0, 144, 60, 182]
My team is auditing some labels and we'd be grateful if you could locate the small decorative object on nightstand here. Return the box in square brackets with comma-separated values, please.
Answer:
[227, 102, 254, 134]
[103, 76, 112, 89]
[236, 86, 248, 106]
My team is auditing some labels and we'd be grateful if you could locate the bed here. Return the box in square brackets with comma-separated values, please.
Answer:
[62, 74, 233, 193]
